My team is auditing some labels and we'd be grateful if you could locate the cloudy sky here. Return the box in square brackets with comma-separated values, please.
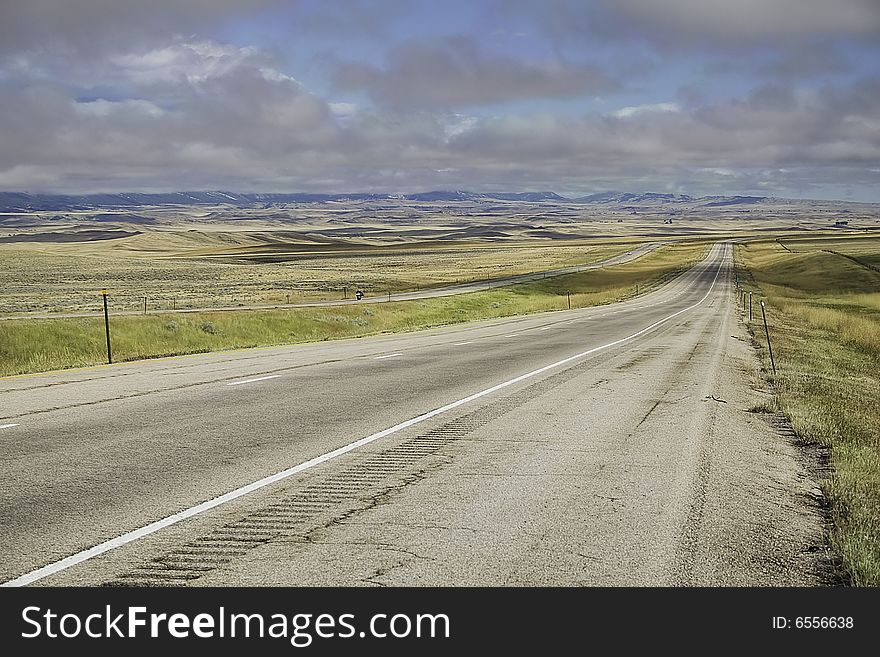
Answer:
[1, 0, 879, 200]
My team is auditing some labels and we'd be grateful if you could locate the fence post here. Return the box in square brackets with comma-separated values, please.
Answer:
[101, 290, 112, 365]
[748, 292, 752, 322]
[143, 295, 147, 314]
[760, 300, 777, 375]
[567, 290, 571, 309]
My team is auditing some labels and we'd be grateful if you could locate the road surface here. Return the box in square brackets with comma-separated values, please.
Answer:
[0, 241, 663, 320]
[0, 242, 830, 586]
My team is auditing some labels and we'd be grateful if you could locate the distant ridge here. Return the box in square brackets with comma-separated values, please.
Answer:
[0, 190, 569, 211]
[701, 195, 767, 207]
[573, 191, 694, 203]
[0, 190, 870, 212]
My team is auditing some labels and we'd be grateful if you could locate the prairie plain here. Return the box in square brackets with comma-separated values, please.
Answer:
[3, 195, 876, 316]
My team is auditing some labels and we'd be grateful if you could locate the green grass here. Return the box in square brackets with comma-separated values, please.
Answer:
[736, 235, 880, 586]
[0, 242, 709, 377]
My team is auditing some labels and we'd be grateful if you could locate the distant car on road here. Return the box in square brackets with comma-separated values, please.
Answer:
[355, 289, 364, 300]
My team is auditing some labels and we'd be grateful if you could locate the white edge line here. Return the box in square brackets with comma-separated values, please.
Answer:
[0, 423, 19, 429]
[2, 246, 725, 587]
[227, 375, 280, 386]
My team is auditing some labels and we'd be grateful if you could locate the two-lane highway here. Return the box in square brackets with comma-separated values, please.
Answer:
[0, 242, 830, 586]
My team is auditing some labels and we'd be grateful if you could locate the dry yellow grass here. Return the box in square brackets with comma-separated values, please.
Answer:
[0, 229, 644, 315]
[737, 235, 880, 585]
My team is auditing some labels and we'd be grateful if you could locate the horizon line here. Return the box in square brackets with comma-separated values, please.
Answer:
[2, 189, 877, 205]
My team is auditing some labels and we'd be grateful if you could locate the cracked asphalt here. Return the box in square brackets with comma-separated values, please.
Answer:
[0, 242, 831, 586]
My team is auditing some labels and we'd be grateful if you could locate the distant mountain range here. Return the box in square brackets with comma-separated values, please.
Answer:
[0, 189, 858, 212]
[0, 190, 576, 211]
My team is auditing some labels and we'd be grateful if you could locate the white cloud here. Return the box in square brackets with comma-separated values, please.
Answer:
[611, 102, 679, 118]
[329, 102, 358, 119]
[110, 40, 270, 86]
[443, 114, 478, 139]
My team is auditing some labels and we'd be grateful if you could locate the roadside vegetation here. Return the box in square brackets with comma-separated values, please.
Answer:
[736, 234, 880, 586]
[0, 241, 710, 377]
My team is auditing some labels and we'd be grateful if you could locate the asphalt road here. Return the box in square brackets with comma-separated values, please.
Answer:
[0, 242, 830, 586]
[0, 241, 663, 320]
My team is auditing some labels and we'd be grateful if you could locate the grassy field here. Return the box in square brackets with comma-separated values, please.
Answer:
[0, 229, 645, 315]
[0, 241, 710, 377]
[735, 234, 880, 586]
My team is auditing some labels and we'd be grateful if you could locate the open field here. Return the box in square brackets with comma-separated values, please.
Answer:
[736, 234, 880, 585]
[0, 241, 710, 377]
[0, 232, 643, 315]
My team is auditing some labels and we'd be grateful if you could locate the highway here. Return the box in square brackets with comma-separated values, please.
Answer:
[0, 242, 829, 586]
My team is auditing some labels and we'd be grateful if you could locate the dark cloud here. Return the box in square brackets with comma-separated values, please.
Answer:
[332, 37, 617, 109]
[451, 77, 880, 174]
[506, 0, 880, 49]
[0, 0, 279, 54]
[700, 43, 854, 83]
[762, 45, 852, 80]
[601, 0, 880, 44]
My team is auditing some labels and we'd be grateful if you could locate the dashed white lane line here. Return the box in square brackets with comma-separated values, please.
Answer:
[374, 353, 402, 360]
[539, 326, 553, 331]
[503, 333, 519, 338]
[0, 423, 19, 430]
[227, 375, 280, 386]
[2, 246, 725, 587]
[453, 341, 473, 346]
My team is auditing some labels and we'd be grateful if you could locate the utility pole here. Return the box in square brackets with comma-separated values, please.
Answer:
[760, 301, 777, 375]
[101, 290, 112, 364]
